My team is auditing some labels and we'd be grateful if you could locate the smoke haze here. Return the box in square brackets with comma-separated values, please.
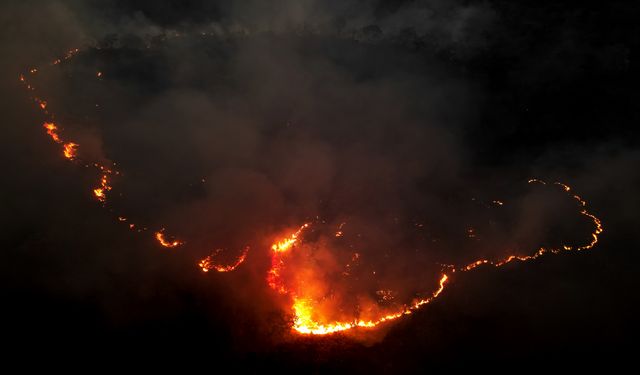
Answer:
[0, 0, 638, 370]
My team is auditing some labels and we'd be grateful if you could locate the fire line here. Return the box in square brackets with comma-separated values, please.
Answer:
[20, 45, 604, 336]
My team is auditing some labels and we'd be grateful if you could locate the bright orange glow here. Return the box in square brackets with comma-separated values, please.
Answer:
[267, 180, 603, 335]
[199, 247, 250, 272]
[92, 174, 111, 203]
[267, 223, 310, 293]
[20, 47, 605, 338]
[43, 122, 61, 143]
[93, 188, 105, 201]
[22, 55, 196, 262]
[290, 275, 449, 335]
[155, 231, 183, 248]
[63, 142, 78, 159]
[454, 180, 604, 273]
[271, 223, 309, 253]
[52, 48, 80, 65]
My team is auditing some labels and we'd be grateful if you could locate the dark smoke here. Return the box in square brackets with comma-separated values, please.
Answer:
[0, 0, 638, 370]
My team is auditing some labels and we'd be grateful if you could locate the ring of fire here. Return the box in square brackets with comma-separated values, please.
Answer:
[19, 45, 604, 336]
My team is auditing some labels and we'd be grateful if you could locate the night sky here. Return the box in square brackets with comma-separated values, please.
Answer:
[0, 0, 638, 370]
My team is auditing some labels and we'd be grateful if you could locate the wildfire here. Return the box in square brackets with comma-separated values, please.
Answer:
[63, 142, 78, 159]
[289, 275, 449, 335]
[199, 247, 250, 272]
[267, 180, 603, 335]
[43, 122, 61, 143]
[454, 180, 604, 273]
[92, 174, 112, 203]
[21, 46, 606, 338]
[267, 221, 451, 335]
[23, 57, 224, 272]
[271, 223, 309, 253]
[267, 223, 310, 294]
[155, 231, 183, 248]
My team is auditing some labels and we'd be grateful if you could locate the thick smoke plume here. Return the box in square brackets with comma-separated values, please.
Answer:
[1, 0, 637, 367]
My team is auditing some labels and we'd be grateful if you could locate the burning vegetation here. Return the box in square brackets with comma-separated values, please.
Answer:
[18, 42, 604, 338]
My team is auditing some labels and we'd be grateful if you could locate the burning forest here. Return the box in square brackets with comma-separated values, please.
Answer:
[17, 38, 603, 338]
[2, 0, 637, 370]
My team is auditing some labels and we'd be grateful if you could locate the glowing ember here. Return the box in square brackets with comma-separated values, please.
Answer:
[22, 66, 252, 273]
[453, 180, 604, 273]
[199, 247, 250, 272]
[20, 46, 605, 338]
[155, 231, 183, 248]
[93, 188, 105, 201]
[267, 223, 310, 294]
[63, 142, 78, 159]
[271, 223, 309, 253]
[267, 180, 603, 335]
[92, 174, 112, 203]
[267, 222, 451, 335]
[288, 275, 449, 335]
[43, 122, 61, 143]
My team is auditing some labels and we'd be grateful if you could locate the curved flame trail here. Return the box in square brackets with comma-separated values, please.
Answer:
[155, 231, 184, 248]
[199, 247, 250, 272]
[20, 46, 604, 337]
[19, 48, 247, 273]
[266, 180, 603, 335]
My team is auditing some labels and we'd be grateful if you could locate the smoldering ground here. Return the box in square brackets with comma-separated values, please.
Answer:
[0, 0, 638, 370]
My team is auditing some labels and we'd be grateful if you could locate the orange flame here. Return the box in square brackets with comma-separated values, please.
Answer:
[63, 142, 78, 159]
[291, 275, 449, 335]
[267, 223, 310, 294]
[267, 221, 451, 335]
[199, 247, 250, 272]
[24, 54, 197, 262]
[21, 48, 605, 338]
[155, 231, 183, 248]
[93, 188, 105, 201]
[268, 180, 603, 335]
[43, 122, 61, 143]
[93, 174, 112, 203]
[454, 180, 604, 273]
[271, 223, 309, 253]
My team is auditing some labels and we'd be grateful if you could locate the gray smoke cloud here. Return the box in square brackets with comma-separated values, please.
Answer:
[0, 0, 637, 364]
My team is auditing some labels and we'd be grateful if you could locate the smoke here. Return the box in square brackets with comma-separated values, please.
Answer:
[0, 0, 637, 365]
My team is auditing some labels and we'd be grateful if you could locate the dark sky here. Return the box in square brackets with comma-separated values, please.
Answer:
[0, 0, 638, 370]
